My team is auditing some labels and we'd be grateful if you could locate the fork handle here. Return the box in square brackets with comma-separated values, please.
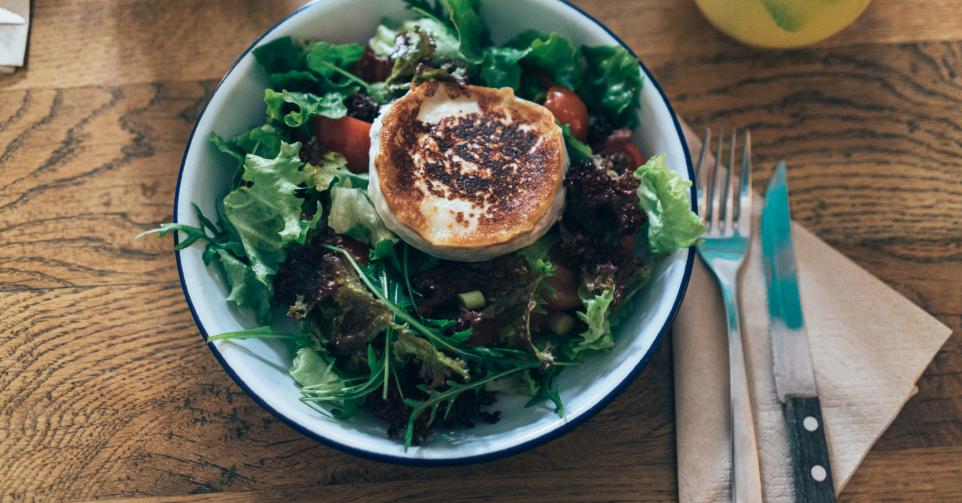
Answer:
[720, 281, 764, 503]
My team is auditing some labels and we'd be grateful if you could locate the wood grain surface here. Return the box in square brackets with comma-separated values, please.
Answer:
[1, 1, 960, 501]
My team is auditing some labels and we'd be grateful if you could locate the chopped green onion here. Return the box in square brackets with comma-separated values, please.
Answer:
[458, 290, 485, 310]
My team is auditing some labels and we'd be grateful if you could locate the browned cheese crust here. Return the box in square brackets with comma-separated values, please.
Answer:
[373, 82, 566, 250]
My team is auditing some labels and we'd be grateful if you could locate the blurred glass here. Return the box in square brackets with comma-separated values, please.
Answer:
[694, 0, 872, 48]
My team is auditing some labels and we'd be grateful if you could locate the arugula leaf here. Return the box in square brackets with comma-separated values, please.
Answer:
[208, 326, 310, 343]
[324, 245, 540, 367]
[402, 367, 524, 449]
[478, 47, 528, 90]
[328, 187, 398, 260]
[394, 330, 470, 388]
[138, 202, 246, 267]
[573, 287, 616, 354]
[579, 45, 642, 128]
[525, 365, 564, 415]
[222, 142, 321, 287]
[264, 89, 347, 128]
[633, 154, 706, 254]
[301, 344, 386, 404]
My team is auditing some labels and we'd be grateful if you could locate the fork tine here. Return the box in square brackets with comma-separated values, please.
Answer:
[709, 130, 724, 234]
[738, 129, 752, 235]
[723, 129, 737, 235]
[695, 128, 711, 220]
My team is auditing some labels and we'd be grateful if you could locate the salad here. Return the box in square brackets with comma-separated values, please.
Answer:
[145, 0, 704, 448]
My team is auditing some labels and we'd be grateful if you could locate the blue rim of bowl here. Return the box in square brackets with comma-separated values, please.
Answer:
[173, 0, 696, 466]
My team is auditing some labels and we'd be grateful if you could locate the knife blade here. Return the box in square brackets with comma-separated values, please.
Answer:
[0, 7, 25, 25]
[761, 161, 836, 502]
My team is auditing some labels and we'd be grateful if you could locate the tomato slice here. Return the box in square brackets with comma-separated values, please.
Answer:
[603, 128, 646, 168]
[543, 86, 589, 142]
[542, 261, 582, 311]
[314, 116, 372, 173]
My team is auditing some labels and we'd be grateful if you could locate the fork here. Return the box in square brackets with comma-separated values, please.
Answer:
[695, 129, 763, 503]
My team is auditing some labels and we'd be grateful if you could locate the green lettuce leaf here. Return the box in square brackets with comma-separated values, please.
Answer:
[212, 248, 272, 323]
[305, 42, 365, 79]
[579, 45, 642, 128]
[393, 330, 470, 388]
[324, 255, 394, 355]
[485, 369, 539, 396]
[385, 30, 435, 85]
[370, 18, 462, 63]
[290, 347, 342, 389]
[507, 31, 580, 91]
[516, 231, 557, 276]
[633, 154, 706, 254]
[442, 0, 486, 62]
[254, 36, 364, 95]
[264, 89, 347, 128]
[474, 260, 555, 367]
[210, 124, 285, 172]
[369, 24, 400, 58]
[526, 33, 580, 90]
[304, 151, 366, 191]
[328, 187, 398, 259]
[253, 37, 307, 75]
[478, 47, 528, 90]
[221, 142, 322, 285]
[267, 70, 320, 92]
[560, 122, 592, 162]
[573, 287, 615, 354]
[404, 0, 449, 24]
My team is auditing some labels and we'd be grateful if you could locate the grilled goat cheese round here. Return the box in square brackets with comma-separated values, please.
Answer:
[369, 82, 568, 261]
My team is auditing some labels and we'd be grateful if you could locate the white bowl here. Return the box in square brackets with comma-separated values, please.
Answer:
[174, 0, 695, 464]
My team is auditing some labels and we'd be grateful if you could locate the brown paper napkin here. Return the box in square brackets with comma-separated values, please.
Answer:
[673, 130, 952, 501]
[0, 0, 29, 74]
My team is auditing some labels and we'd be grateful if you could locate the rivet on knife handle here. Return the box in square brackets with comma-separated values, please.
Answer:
[784, 395, 836, 502]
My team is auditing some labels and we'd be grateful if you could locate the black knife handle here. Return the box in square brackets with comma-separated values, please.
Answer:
[785, 395, 836, 503]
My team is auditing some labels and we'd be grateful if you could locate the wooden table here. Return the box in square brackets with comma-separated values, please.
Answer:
[2, 1, 960, 501]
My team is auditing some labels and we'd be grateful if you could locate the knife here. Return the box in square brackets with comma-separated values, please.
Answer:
[761, 162, 836, 503]
[0, 7, 25, 25]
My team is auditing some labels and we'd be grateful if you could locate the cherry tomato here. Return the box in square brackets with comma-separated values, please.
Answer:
[314, 116, 371, 173]
[542, 262, 582, 311]
[603, 128, 646, 168]
[543, 86, 589, 142]
[620, 142, 646, 167]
